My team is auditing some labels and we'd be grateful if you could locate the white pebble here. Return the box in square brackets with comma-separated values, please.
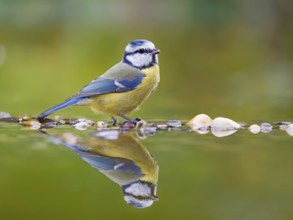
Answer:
[248, 124, 261, 134]
[73, 121, 90, 130]
[75, 118, 93, 125]
[210, 117, 240, 137]
[30, 121, 41, 130]
[96, 121, 109, 128]
[187, 114, 212, 133]
[260, 123, 273, 133]
[138, 127, 157, 139]
[211, 117, 241, 130]
[284, 124, 293, 136]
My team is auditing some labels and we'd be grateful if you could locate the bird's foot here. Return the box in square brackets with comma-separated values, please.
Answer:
[119, 115, 143, 130]
[111, 117, 120, 126]
[120, 121, 136, 130]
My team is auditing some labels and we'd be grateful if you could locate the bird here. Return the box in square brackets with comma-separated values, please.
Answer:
[43, 130, 159, 208]
[37, 39, 160, 125]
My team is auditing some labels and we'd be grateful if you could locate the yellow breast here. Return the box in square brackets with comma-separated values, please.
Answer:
[90, 64, 160, 116]
[88, 134, 159, 184]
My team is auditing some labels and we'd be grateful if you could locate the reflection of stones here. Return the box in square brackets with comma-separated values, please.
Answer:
[1, 112, 293, 137]
[92, 130, 120, 140]
[60, 133, 78, 145]
[51, 131, 159, 208]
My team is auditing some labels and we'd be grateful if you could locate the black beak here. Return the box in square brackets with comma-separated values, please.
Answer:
[152, 48, 160, 54]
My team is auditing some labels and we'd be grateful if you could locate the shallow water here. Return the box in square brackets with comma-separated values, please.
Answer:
[0, 119, 293, 220]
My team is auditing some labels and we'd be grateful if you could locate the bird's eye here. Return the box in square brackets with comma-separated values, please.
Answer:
[138, 48, 145, 54]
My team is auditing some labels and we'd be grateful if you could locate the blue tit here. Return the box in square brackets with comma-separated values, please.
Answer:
[37, 39, 160, 124]
[45, 130, 159, 208]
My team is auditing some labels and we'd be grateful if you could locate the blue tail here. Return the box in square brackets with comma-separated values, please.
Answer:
[37, 97, 84, 119]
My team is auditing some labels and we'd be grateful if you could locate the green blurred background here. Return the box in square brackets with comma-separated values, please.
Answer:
[1, 1, 293, 220]
[0, 0, 292, 121]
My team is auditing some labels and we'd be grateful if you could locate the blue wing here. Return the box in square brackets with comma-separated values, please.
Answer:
[74, 62, 145, 97]
[78, 151, 142, 174]
[37, 71, 144, 119]
[66, 144, 144, 182]
[74, 74, 144, 98]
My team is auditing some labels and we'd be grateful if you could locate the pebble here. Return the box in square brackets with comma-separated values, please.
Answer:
[72, 118, 94, 130]
[138, 126, 157, 139]
[0, 112, 11, 119]
[75, 118, 94, 125]
[73, 121, 90, 130]
[21, 120, 41, 129]
[30, 121, 42, 130]
[248, 124, 261, 134]
[260, 123, 273, 133]
[187, 114, 212, 133]
[284, 124, 293, 136]
[157, 124, 169, 130]
[96, 121, 109, 128]
[211, 117, 241, 130]
[166, 120, 182, 128]
[210, 117, 240, 137]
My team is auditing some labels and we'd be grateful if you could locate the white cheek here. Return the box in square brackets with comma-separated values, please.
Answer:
[126, 54, 152, 68]
[125, 183, 151, 196]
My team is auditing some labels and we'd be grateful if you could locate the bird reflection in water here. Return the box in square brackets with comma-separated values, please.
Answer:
[43, 130, 159, 208]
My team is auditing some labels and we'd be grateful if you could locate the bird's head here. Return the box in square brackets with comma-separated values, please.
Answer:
[122, 180, 158, 208]
[123, 39, 160, 69]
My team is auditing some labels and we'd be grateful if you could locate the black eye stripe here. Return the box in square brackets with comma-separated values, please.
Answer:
[137, 49, 144, 53]
[135, 48, 152, 54]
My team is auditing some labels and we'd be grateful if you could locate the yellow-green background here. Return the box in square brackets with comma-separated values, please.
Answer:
[1, 0, 292, 121]
[0, 1, 293, 220]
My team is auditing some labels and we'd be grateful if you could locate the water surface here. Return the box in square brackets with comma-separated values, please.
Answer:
[0, 119, 292, 220]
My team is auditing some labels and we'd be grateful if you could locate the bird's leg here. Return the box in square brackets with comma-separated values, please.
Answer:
[111, 117, 119, 126]
[119, 114, 138, 125]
